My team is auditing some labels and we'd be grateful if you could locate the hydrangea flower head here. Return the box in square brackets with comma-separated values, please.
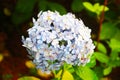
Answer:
[22, 10, 95, 73]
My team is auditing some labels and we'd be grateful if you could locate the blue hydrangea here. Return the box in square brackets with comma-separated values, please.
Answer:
[22, 10, 95, 73]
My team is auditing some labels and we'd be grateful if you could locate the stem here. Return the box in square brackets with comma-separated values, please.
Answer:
[96, 0, 108, 51]
[60, 66, 64, 80]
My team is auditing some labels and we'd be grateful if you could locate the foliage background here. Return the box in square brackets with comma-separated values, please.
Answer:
[0, 0, 120, 80]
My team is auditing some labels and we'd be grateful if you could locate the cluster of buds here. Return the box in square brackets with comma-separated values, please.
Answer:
[22, 11, 95, 73]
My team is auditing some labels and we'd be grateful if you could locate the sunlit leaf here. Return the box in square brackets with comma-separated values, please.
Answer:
[83, 2, 95, 12]
[56, 70, 74, 80]
[103, 66, 112, 76]
[100, 5, 109, 12]
[94, 52, 109, 63]
[93, 3, 101, 15]
[83, 2, 109, 16]
[71, 0, 84, 12]
[37, 69, 53, 78]
[93, 3, 99, 10]
[25, 60, 35, 68]
[93, 3, 109, 15]
[100, 22, 117, 40]
[18, 76, 40, 80]
[75, 66, 98, 80]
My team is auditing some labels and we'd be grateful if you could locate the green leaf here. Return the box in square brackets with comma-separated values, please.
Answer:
[12, 12, 32, 25]
[71, 0, 84, 12]
[18, 76, 40, 80]
[109, 38, 120, 50]
[86, 54, 96, 68]
[100, 22, 117, 40]
[109, 50, 120, 67]
[94, 41, 107, 53]
[98, 43, 107, 53]
[12, 0, 37, 25]
[93, 66, 104, 79]
[105, 10, 117, 20]
[75, 66, 98, 80]
[15, 0, 36, 13]
[93, 3, 109, 15]
[103, 66, 112, 76]
[38, 1, 66, 14]
[83, 2, 95, 12]
[100, 5, 109, 12]
[109, 60, 120, 67]
[110, 49, 120, 61]
[113, 29, 120, 41]
[83, 2, 109, 16]
[48, 2, 66, 15]
[94, 52, 109, 63]
[72, 73, 82, 80]
[38, 0, 48, 11]
[56, 70, 74, 80]
[63, 63, 74, 73]
[93, 3, 100, 15]
[93, 3, 99, 10]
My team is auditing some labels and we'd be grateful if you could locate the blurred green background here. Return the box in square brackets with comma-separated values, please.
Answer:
[0, 0, 120, 80]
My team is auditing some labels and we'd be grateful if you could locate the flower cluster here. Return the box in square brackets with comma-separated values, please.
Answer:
[22, 10, 95, 73]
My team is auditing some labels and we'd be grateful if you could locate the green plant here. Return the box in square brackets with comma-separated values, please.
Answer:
[16, 0, 120, 80]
